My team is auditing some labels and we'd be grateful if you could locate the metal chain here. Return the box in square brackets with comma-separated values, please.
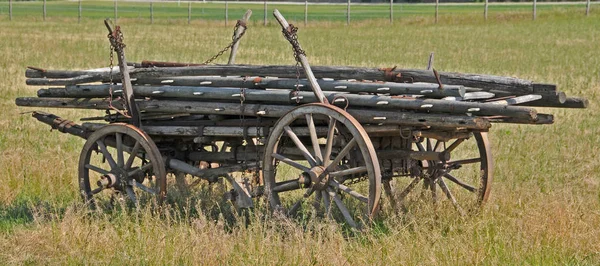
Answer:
[281, 24, 305, 104]
[202, 20, 247, 65]
[107, 24, 131, 118]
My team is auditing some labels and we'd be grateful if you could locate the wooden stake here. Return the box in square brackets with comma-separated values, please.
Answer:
[586, 0, 591, 16]
[228, 10, 252, 65]
[43, 0, 46, 21]
[347, 0, 351, 25]
[304, 0, 308, 26]
[484, 0, 488, 20]
[263, 0, 267, 26]
[188, 2, 191, 24]
[273, 10, 328, 104]
[9, 0, 12, 21]
[390, 0, 393, 24]
[78, 0, 82, 23]
[225, 1, 228, 26]
[533, 0, 537, 20]
[114, 0, 117, 24]
[435, 0, 439, 23]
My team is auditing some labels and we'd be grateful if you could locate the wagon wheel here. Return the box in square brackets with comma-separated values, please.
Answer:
[384, 132, 492, 215]
[78, 123, 166, 208]
[263, 103, 381, 228]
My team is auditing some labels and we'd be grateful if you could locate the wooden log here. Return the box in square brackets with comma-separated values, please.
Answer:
[134, 76, 466, 98]
[36, 85, 537, 119]
[518, 97, 588, 109]
[26, 64, 550, 96]
[15, 97, 492, 129]
[489, 113, 554, 125]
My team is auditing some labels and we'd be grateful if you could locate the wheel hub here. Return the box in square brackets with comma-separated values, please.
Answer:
[308, 166, 329, 191]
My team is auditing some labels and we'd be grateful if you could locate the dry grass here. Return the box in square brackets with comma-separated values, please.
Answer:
[1, 9, 599, 265]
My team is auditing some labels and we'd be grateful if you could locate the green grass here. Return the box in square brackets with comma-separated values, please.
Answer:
[0, 0, 596, 22]
[1, 4, 600, 265]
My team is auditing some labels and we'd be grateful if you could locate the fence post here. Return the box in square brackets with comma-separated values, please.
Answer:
[9, 0, 12, 21]
[188, 2, 191, 24]
[533, 0, 537, 20]
[114, 0, 117, 24]
[263, 0, 267, 26]
[304, 0, 308, 26]
[435, 0, 439, 23]
[586, 0, 591, 16]
[346, 0, 350, 25]
[484, 0, 488, 20]
[150, 2, 153, 24]
[225, 0, 228, 26]
[390, 0, 393, 24]
[43, 0, 46, 21]
[78, 0, 82, 23]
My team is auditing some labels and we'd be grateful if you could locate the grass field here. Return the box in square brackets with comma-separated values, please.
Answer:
[0, 0, 596, 22]
[1, 4, 600, 265]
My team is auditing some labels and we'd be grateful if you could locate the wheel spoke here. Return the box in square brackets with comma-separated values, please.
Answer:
[329, 166, 367, 178]
[430, 179, 438, 204]
[284, 126, 317, 167]
[287, 188, 315, 216]
[328, 188, 358, 228]
[447, 158, 481, 166]
[433, 140, 442, 152]
[426, 138, 432, 151]
[326, 138, 357, 170]
[125, 141, 141, 170]
[444, 138, 465, 153]
[85, 164, 109, 175]
[272, 153, 311, 173]
[116, 132, 124, 167]
[90, 187, 104, 195]
[438, 178, 465, 216]
[329, 181, 368, 203]
[322, 190, 332, 219]
[125, 186, 138, 207]
[323, 117, 337, 166]
[382, 180, 398, 211]
[306, 114, 323, 165]
[133, 180, 157, 195]
[96, 140, 117, 170]
[443, 173, 477, 193]
[128, 163, 153, 177]
[397, 177, 422, 202]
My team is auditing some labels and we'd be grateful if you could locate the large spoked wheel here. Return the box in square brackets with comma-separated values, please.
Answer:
[78, 124, 166, 209]
[263, 103, 381, 228]
[384, 132, 492, 215]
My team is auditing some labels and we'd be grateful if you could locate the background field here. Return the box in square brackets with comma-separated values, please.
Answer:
[1, 3, 599, 265]
[0, 0, 596, 22]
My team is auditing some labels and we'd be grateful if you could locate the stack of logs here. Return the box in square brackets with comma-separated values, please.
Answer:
[16, 62, 587, 137]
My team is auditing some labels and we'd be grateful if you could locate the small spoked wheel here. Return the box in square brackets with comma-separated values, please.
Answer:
[263, 103, 381, 228]
[78, 124, 166, 209]
[384, 132, 492, 215]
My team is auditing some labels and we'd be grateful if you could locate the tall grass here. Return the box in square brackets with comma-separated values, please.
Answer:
[0, 9, 599, 264]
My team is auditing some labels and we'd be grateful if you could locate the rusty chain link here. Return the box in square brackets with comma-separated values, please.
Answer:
[280, 24, 305, 103]
[202, 20, 248, 65]
[107, 24, 131, 119]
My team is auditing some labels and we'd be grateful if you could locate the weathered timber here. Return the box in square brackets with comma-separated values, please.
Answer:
[16, 97, 492, 129]
[273, 9, 327, 104]
[27, 64, 554, 96]
[105, 20, 141, 127]
[132, 76, 466, 98]
[518, 97, 588, 109]
[36, 85, 537, 119]
[228, 10, 252, 65]
[31, 111, 89, 139]
[488, 94, 542, 105]
[488, 113, 554, 125]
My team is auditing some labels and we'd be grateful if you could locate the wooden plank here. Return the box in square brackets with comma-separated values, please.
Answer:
[15, 97, 492, 129]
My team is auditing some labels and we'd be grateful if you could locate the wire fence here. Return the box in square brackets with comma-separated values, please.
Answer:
[0, 0, 596, 24]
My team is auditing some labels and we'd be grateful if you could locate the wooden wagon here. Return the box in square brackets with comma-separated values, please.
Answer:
[15, 10, 587, 228]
